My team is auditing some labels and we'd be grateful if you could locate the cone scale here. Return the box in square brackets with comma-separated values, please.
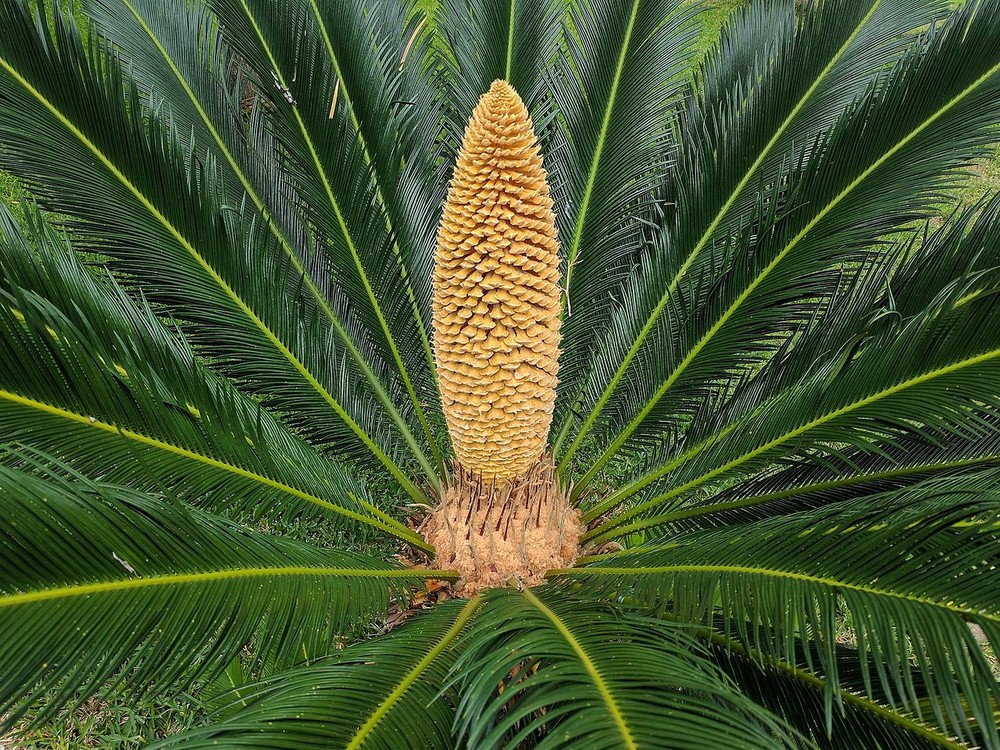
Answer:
[427, 81, 578, 592]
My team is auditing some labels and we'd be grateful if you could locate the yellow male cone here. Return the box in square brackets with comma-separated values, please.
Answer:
[432, 80, 562, 482]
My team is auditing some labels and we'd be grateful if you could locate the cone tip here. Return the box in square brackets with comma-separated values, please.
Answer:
[485, 79, 520, 104]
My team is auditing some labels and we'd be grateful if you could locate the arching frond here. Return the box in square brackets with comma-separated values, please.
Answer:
[85, 0, 446, 476]
[149, 599, 479, 750]
[559, 474, 1000, 747]
[589, 196, 1000, 535]
[559, 0, 973, 486]
[585, 268, 1000, 540]
[711, 639, 976, 750]
[0, 206, 428, 549]
[450, 587, 800, 749]
[0, 463, 450, 730]
[548, 0, 700, 448]
[205, 0, 445, 478]
[0, 0, 432, 497]
[583, 190, 1000, 534]
[653, 407, 1000, 533]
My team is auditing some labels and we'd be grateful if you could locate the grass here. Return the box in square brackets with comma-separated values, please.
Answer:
[691, 0, 744, 55]
[2, 0, 1000, 747]
[0, 174, 27, 224]
[959, 144, 1000, 206]
[1, 697, 198, 750]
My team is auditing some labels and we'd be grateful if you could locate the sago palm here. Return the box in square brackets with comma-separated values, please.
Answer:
[1, 0, 1000, 746]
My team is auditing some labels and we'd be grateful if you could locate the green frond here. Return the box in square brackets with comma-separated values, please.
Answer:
[586, 265, 1000, 537]
[86, 0, 268, 211]
[586, 196, 1000, 533]
[559, 475, 1000, 747]
[431, 0, 566, 122]
[0, 463, 449, 730]
[559, 0, 975, 486]
[712, 639, 974, 749]
[148, 599, 479, 750]
[205, 0, 445, 478]
[549, 0, 700, 457]
[450, 587, 800, 749]
[0, 0, 433, 497]
[85, 0, 446, 477]
[0, 206, 430, 550]
[301, 0, 446, 466]
[654, 407, 1000, 533]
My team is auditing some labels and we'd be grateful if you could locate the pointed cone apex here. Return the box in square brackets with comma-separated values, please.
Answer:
[432, 81, 562, 482]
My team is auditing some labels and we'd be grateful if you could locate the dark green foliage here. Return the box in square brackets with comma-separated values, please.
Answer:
[450, 589, 800, 749]
[0, 457, 434, 728]
[0, 0, 999, 747]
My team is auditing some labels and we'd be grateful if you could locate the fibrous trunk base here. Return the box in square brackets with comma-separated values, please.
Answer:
[424, 456, 580, 594]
